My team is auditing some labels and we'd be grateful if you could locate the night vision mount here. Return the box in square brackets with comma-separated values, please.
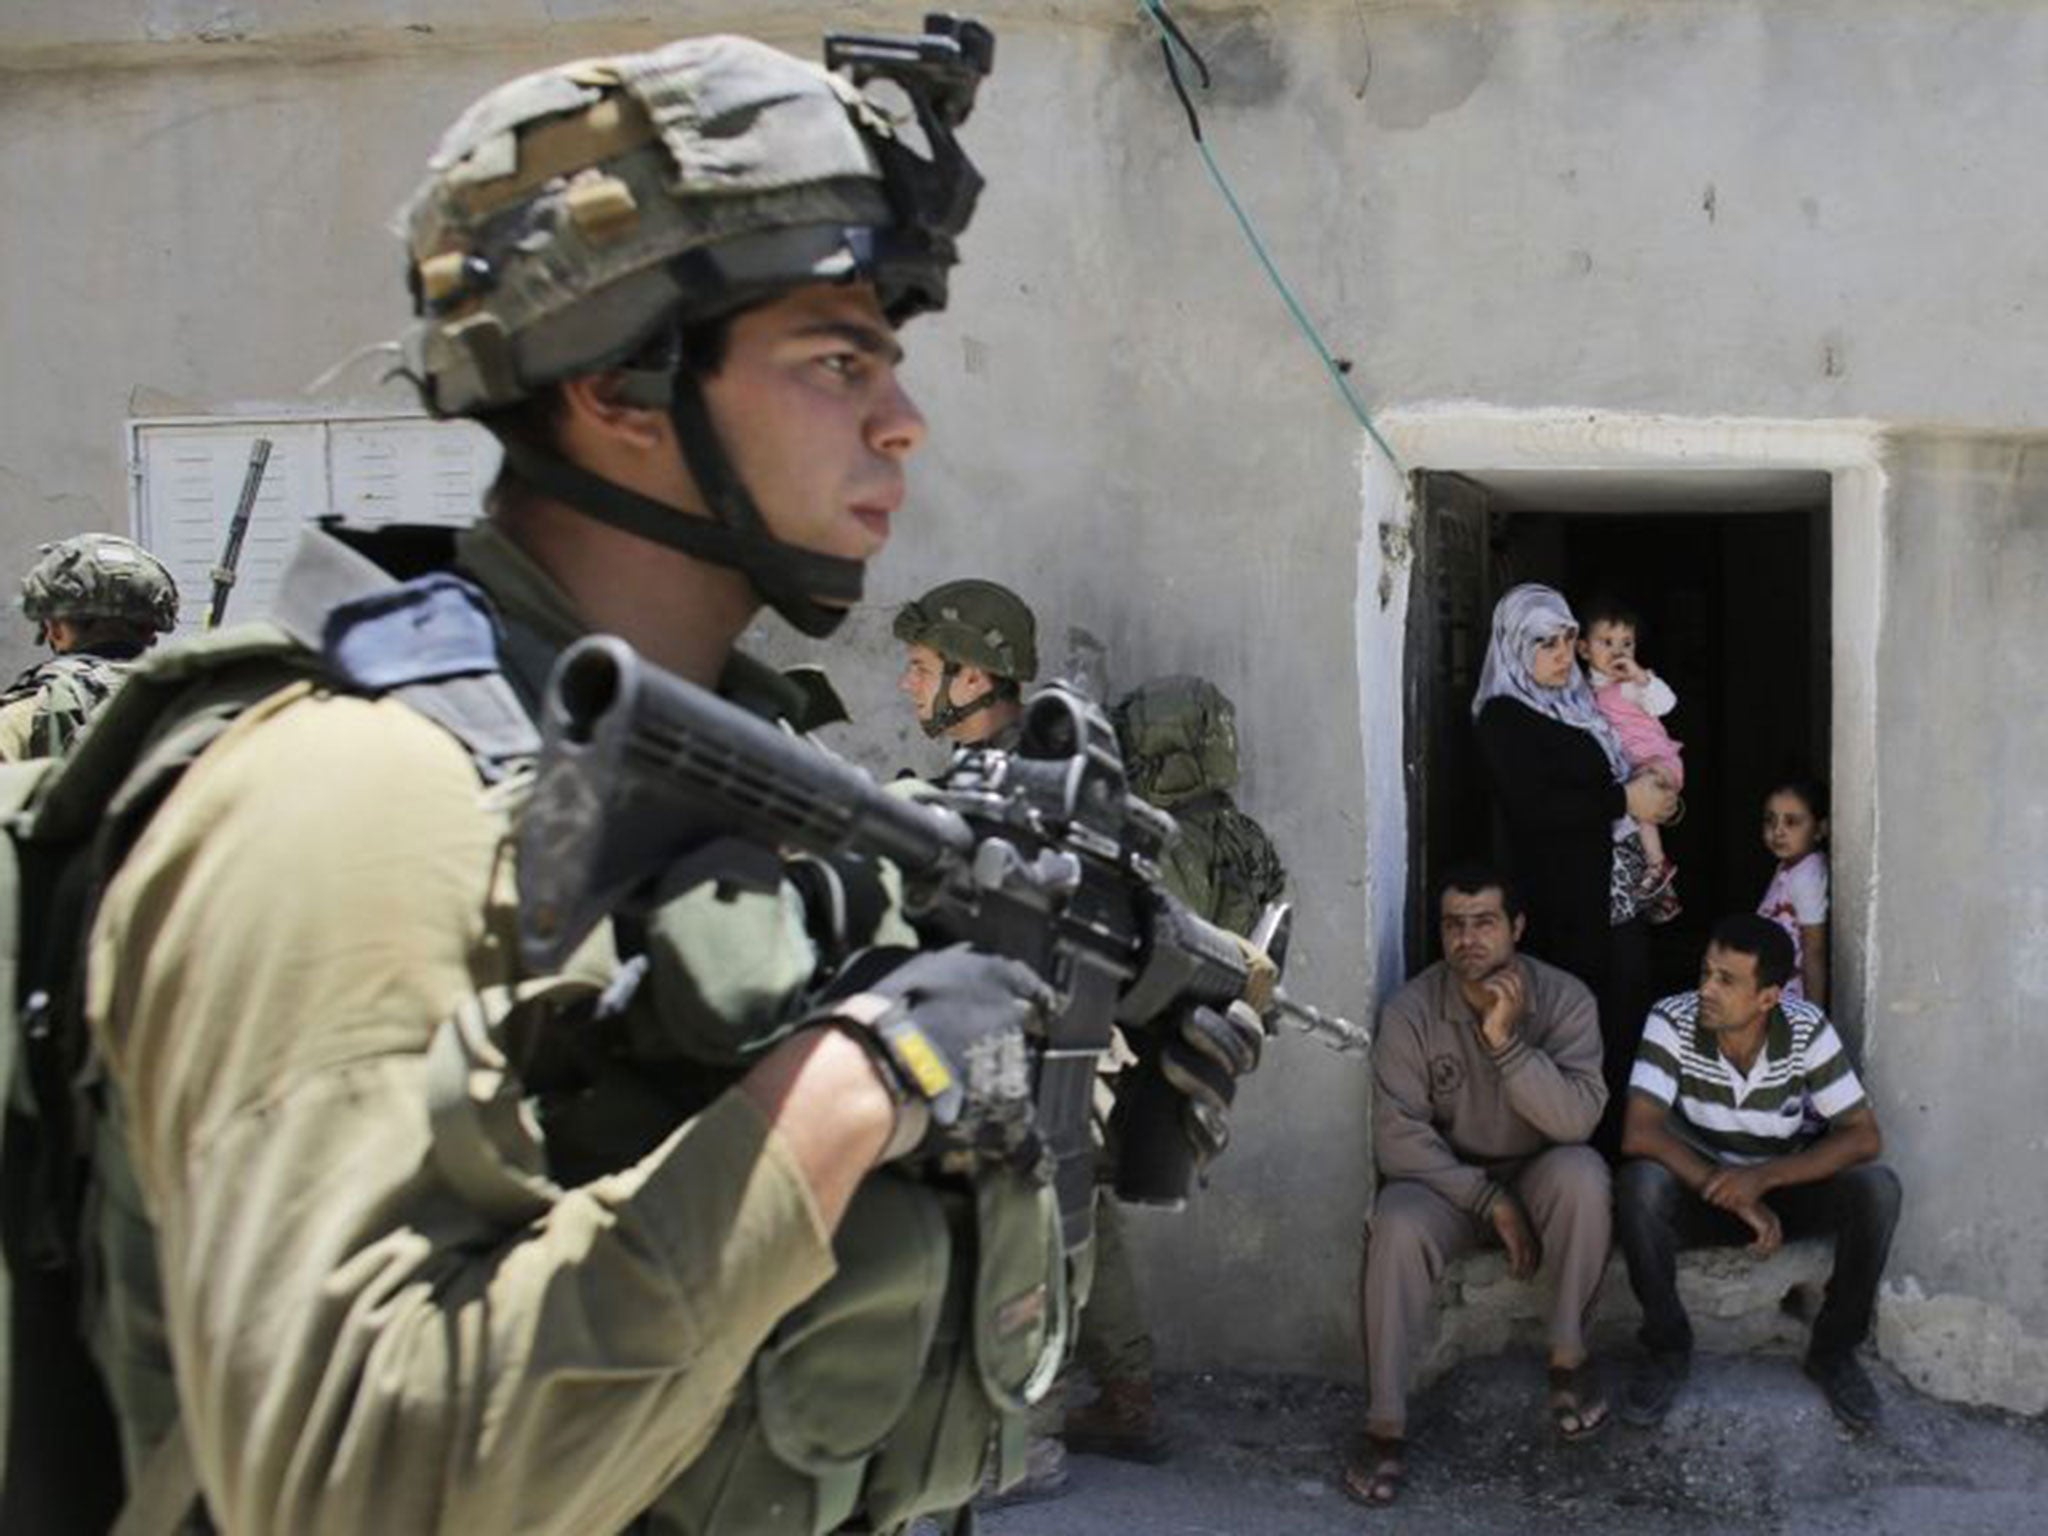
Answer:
[826, 14, 994, 276]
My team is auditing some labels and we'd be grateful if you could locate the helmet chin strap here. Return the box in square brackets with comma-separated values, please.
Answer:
[921, 658, 1003, 739]
[496, 350, 867, 641]
[663, 361, 864, 639]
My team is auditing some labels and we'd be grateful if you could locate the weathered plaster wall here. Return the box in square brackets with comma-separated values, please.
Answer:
[2, 2, 2044, 1401]
[1867, 433, 2048, 1415]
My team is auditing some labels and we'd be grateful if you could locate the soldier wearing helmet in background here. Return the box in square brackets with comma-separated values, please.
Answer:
[10, 22, 1263, 1536]
[0, 534, 179, 760]
[934, 665, 1292, 1498]
[894, 577, 1036, 749]
[1044, 676, 1288, 1468]
[890, 576, 1066, 1501]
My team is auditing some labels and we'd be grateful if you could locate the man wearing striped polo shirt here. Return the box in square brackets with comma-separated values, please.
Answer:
[1616, 913, 1901, 1431]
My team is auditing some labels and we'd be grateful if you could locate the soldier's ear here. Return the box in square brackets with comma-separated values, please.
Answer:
[1510, 912, 1526, 944]
[560, 372, 668, 451]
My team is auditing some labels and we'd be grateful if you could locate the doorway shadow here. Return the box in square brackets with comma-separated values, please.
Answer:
[1406, 473, 1830, 1003]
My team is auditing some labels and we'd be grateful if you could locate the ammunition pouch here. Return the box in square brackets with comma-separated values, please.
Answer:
[638, 1165, 1067, 1536]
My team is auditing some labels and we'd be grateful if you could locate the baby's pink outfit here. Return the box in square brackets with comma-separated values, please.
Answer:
[1592, 671, 1683, 787]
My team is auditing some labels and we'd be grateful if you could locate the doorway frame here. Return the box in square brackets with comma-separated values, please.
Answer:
[1357, 408, 1886, 1042]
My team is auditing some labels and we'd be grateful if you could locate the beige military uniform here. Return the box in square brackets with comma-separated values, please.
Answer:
[81, 522, 1060, 1536]
[0, 696, 35, 761]
[84, 531, 844, 1534]
[0, 650, 140, 763]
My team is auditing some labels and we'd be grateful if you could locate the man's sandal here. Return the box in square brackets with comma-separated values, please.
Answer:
[1548, 1361, 1611, 1441]
[1339, 1433, 1408, 1507]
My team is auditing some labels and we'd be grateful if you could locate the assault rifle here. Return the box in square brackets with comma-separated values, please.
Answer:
[517, 636, 1367, 1254]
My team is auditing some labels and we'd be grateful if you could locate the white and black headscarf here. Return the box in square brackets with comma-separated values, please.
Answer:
[1471, 582, 1631, 782]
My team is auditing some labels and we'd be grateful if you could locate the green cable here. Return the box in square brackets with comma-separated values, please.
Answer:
[1137, 0, 1403, 473]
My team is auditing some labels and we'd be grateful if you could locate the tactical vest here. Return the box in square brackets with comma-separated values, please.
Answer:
[0, 651, 136, 760]
[0, 525, 1067, 1536]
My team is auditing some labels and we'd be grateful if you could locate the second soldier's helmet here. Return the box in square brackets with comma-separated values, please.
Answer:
[20, 534, 180, 635]
[893, 578, 1037, 682]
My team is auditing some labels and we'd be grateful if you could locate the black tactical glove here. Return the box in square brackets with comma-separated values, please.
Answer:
[823, 944, 1054, 1170]
[1156, 999, 1265, 1165]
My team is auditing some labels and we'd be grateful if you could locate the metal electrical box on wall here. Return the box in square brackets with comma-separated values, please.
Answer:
[127, 414, 501, 631]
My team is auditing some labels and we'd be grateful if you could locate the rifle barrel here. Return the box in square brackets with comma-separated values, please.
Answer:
[206, 437, 272, 628]
[1270, 992, 1372, 1053]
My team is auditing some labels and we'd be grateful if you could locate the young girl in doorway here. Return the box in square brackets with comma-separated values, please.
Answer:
[1577, 597, 1684, 921]
[1759, 777, 1830, 1006]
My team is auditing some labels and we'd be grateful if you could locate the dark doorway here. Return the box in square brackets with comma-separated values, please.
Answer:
[1405, 471, 1831, 998]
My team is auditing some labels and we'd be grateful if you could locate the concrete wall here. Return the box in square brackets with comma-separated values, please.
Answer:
[2, 1, 2043, 1405]
[1867, 433, 2048, 1414]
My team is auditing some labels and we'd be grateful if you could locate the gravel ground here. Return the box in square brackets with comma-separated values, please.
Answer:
[978, 1354, 2048, 1536]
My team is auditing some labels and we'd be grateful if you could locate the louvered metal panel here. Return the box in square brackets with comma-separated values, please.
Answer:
[131, 415, 500, 630]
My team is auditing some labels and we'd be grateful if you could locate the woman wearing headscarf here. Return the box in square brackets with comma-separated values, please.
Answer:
[1472, 583, 1677, 1155]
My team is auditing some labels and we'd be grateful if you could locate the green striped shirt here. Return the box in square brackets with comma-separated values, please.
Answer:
[1629, 991, 1868, 1164]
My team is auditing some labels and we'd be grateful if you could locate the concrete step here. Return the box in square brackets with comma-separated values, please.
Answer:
[1420, 1237, 1832, 1386]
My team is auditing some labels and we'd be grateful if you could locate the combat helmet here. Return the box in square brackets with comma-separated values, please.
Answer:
[893, 577, 1036, 737]
[1111, 674, 1242, 807]
[19, 534, 180, 636]
[397, 18, 992, 637]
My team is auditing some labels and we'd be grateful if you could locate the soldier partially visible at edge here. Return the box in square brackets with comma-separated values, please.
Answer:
[895, 576, 1036, 750]
[1066, 675, 1289, 1459]
[14, 27, 1263, 1536]
[1005, 674, 1291, 1497]
[0, 534, 179, 760]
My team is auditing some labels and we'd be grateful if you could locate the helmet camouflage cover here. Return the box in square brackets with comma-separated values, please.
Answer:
[400, 27, 986, 418]
[893, 578, 1037, 681]
[19, 534, 180, 633]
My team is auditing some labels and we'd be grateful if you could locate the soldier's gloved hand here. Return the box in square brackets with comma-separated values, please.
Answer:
[1157, 999, 1265, 1165]
[823, 944, 1054, 1170]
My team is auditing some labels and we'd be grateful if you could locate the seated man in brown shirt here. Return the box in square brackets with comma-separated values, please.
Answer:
[1345, 863, 1612, 1507]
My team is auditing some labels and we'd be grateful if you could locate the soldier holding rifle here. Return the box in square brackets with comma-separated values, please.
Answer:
[24, 21, 1300, 1536]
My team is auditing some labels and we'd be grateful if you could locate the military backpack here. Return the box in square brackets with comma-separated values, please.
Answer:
[1111, 675, 1288, 935]
[0, 622, 329, 1533]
